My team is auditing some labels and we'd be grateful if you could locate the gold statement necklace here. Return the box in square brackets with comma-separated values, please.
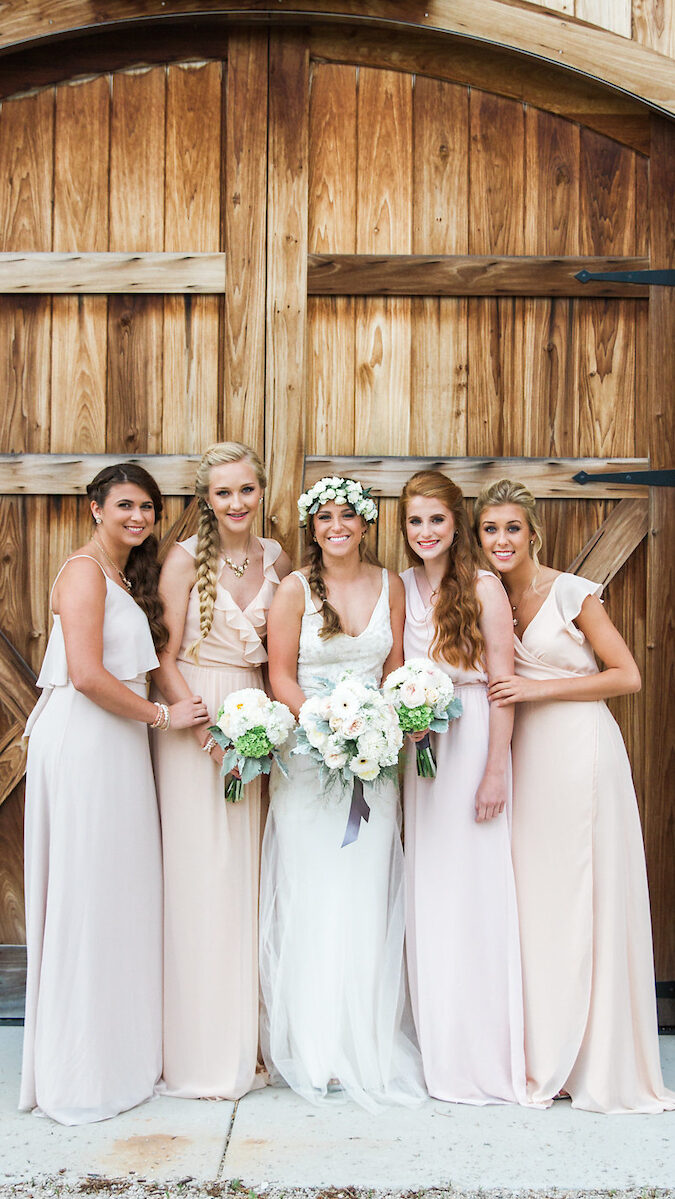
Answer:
[223, 536, 252, 579]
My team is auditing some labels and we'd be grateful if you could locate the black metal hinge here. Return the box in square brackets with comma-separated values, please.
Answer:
[574, 469, 675, 487]
[575, 269, 675, 286]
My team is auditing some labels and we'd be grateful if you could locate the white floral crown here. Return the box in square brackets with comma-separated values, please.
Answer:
[297, 476, 378, 527]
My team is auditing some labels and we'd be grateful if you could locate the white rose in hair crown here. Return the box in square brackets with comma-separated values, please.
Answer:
[297, 475, 378, 526]
[294, 671, 403, 845]
[382, 659, 463, 778]
[209, 688, 295, 802]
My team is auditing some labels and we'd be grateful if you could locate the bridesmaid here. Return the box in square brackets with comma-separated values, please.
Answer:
[475, 478, 674, 1113]
[399, 470, 528, 1105]
[21, 464, 209, 1125]
[152, 442, 290, 1099]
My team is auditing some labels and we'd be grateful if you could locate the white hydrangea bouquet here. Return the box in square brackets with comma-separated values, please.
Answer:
[209, 688, 295, 802]
[294, 671, 403, 844]
[382, 658, 463, 778]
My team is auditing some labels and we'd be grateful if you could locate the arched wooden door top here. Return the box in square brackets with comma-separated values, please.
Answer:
[0, 0, 674, 122]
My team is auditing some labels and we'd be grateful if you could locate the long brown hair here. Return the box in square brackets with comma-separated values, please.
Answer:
[399, 470, 484, 670]
[87, 463, 168, 651]
[303, 485, 379, 640]
[187, 442, 266, 660]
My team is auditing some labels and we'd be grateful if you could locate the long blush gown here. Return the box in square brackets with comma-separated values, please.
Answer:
[511, 572, 674, 1113]
[20, 556, 162, 1125]
[152, 535, 283, 1099]
[259, 570, 425, 1111]
[401, 567, 528, 1106]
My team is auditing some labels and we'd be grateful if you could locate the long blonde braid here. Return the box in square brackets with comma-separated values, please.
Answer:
[186, 441, 266, 660]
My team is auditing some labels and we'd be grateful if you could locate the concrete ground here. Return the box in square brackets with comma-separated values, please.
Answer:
[1, 1027, 673, 1196]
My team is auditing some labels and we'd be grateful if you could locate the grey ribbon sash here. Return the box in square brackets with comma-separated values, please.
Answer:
[341, 777, 370, 847]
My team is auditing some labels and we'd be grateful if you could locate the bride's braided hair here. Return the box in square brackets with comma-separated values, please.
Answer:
[186, 442, 266, 660]
[303, 515, 380, 641]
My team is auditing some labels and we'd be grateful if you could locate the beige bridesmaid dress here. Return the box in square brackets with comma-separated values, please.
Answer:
[511, 572, 674, 1113]
[153, 535, 283, 1099]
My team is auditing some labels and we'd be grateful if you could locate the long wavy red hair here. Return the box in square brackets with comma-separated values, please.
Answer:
[399, 471, 484, 670]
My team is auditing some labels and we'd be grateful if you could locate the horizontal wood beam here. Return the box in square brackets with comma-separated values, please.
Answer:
[304, 456, 651, 500]
[567, 498, 650, 586]
[0, 2, 673, 118]
[0, 253, 226, 294]
[0, 454, 200, 495]
[0, 254, 653, 298]
[0, 454, 652, 499]
[307, 255, 651, 297]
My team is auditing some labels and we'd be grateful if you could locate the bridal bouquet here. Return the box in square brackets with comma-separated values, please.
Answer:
[382, 658, 463, 778]
[210, 688, 295, 802]
[294, 672, 403, 844]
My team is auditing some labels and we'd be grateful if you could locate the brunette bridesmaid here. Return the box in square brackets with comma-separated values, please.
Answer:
[152, 442, 290, 1099]
[475, 478, 674, 1113]
[21, 464, 208, 1124]
[399, 470, 528, 1106]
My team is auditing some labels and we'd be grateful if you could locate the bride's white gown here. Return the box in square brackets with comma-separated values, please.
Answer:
[259, 570, 425, 1110]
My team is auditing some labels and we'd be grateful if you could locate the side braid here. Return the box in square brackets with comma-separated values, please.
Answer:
[305, 538, 344, 640]
[186, 502, 220, 660]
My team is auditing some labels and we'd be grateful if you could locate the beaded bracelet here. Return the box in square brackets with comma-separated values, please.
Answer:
[201, 735, 217, 756]
[151, 701, 171, 731]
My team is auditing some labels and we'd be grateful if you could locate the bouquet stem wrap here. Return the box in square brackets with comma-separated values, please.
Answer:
[415, 732, 437, 779]
[341, 778, 371, 848]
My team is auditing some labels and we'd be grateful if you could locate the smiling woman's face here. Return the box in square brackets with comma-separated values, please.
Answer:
[477, 503, 532, 574]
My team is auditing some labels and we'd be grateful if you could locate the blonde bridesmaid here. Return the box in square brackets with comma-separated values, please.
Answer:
[475, 478, 674, 1113]
[399, 470, 528, 1106]
[152, 443, 290, 1099]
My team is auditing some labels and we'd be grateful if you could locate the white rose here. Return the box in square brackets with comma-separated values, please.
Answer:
[324, 747, 349, 769]
[400, 681, 426, 708]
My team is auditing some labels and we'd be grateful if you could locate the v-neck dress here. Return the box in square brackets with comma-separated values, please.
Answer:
[259, 570, 425, 1111]
[401, 567, 528, 1106]
[511, 572, 674, 1113]
[20, 556, 162, 1124]
[152, 535, 284, 1099]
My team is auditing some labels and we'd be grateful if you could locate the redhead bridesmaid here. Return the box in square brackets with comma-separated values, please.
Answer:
[152, 442, 290, 1099]
[475, 478, 674, 1113]
[399, 470, 528, 1105]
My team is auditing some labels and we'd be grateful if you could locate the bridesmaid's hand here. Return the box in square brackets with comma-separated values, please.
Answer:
[168, 695, 210, 729]
[407, 729, 430, 743]
[474, 772, 507, 823]
[488, 675, 540, 705]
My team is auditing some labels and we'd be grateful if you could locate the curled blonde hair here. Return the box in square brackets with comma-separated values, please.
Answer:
[473, 478, 544, 566]
[399, 471, 484, 671]
[186, 442, 266, 659]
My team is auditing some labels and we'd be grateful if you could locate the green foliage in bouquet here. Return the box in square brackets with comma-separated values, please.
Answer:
[397, 703, 434, 733]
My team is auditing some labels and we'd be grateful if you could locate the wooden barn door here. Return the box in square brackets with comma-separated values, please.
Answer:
[0, 24, 672, 1007]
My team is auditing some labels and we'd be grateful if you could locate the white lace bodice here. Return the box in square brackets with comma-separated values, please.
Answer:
[293, 570, 393, 698]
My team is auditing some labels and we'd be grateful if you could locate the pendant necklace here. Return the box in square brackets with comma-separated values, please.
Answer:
[96, 535, 133, 592]
[223, 537, 252, 579]
[510, 570, 538, 628]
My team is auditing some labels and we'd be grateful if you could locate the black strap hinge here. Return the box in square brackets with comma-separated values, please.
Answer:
[574, 469, 675, 487]
[575, 269, 675, 286]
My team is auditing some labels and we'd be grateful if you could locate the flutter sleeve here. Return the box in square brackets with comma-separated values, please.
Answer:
[554, 573, 603, 644]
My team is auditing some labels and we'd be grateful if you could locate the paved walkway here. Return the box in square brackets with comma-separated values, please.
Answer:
[1, 1028, 673, 1192]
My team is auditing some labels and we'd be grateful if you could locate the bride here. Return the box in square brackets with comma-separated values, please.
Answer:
[259, 476, 425, 1110]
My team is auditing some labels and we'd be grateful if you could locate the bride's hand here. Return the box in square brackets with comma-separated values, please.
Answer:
[408, 729, 430, 743]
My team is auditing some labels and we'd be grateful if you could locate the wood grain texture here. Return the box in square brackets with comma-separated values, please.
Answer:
[0, 252, 227, 293]
[644, 114, 675, 981]
[0, 943, 26, 1016]
[310, 24, 651, 154]
[307, 63, 357, 458]
[265, 31, 309, 559]
[108, 67, 166, 455]
[163, 61, 222, 454]
[303, 456, 650, 498]
[0, 2, 672, 116]
[0, 787, 25, 943]
[566, 497, 649, 584]
[224, 30, 269, 448]
[633, 0, 675, 56]
[0, 454, 201, 495]
[576, 0, 632, 37]
[0, 725, 27, 811]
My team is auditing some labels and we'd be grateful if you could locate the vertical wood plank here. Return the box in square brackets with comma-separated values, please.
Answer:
[107, 67, 165, 454]
[0, 786, 26, 942]
[467, 91, 525, 458]
[163, 61, 222, 455]
[576, 0, 631, 35]
[355, 68, 412, 568]
[307, 63, 357, 459]
[632, 0, 675, 55]
[52, 76, 109, 454]
[266, 31, 309, 560]
[644, 114, 675, 981]
[224, 30, 269, 451]
[411, 78, 468, 461]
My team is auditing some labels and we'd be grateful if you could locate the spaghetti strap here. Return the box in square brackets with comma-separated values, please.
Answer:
[49, 554, 108, 610]
[292, 570, 316, 615]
